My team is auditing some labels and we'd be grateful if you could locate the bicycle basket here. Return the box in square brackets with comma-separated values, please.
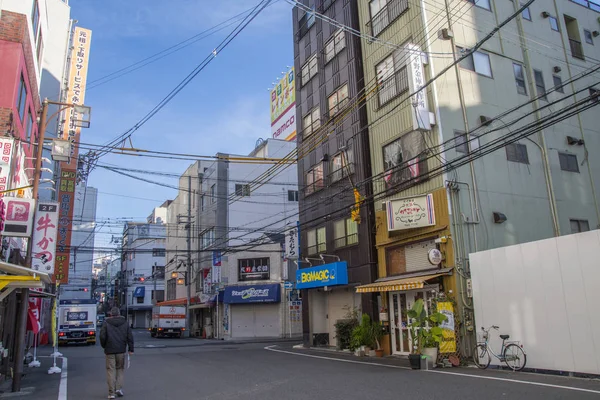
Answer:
[477, 332, 489, 342]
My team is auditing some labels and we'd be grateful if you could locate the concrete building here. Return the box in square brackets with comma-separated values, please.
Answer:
[60, 183, 97, 300]
[120, 219, 167, 328]
[351, 0, 600, 358]
[292, 0, 378, 349]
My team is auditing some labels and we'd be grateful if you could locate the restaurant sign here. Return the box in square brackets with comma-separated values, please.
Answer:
[386, 194, 435, 231]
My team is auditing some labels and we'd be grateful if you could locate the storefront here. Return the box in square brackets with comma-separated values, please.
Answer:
[296, 261, 361, 348]
[357, 189, 459, 356]
[222, 283, 282, 339]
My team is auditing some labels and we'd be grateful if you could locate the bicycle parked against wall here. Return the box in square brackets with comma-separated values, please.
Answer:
[474, 325, 527, 371]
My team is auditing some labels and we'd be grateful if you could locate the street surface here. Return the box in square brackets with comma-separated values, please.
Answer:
[39, 330, 600, 400]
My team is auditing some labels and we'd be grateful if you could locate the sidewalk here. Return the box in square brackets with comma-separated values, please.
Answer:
[0, 352, 63, 399]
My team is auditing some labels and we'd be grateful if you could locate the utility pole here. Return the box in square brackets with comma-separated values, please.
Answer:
[186, 175, 192, 337]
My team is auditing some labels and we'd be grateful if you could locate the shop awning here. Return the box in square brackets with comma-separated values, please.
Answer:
[355, 270, 451, 293]
[189, 303, 211, 310]
[156, 297, 199, 307]
[0, 261, 52, 284]
[0, 261, 51, 302]
[133, 286, 145, 298]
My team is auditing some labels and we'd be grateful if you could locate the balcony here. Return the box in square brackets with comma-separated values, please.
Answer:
[377, 66, 409, 107]
[569, 38, 585, 60]
[367, 0, 409, 37]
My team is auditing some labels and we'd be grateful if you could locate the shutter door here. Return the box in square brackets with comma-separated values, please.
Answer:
[404, 240, 437, 273]
[254, 304, 280, 338]
[232, 305, 255, 338]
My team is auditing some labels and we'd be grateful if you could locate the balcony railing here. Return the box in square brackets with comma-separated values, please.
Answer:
[377, 66, 409, 107]
[367, 0, 409, 37]
[569, 38, 585, 60]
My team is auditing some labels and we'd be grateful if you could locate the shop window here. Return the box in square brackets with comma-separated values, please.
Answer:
[334, 218, 358, 248]
[570, 219, 590, 233]
[386, 245, 406, 276]
[16, 75, 27, 123]
[324, 29, 345, 63]
[328, 84, 349, 116]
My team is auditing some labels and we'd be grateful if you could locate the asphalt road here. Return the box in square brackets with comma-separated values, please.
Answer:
[49, 330, 599, 400]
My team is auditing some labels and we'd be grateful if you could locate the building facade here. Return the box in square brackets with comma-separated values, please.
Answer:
[354, 0, 600, 357]
[292, 0, 377, 348]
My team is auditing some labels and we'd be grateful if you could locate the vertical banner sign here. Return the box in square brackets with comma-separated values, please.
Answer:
[0, 138, 14, 198]
[406, 43, 431, 131]
[270, 67, 296, 141]
[31, 202, 59, 273]
[285, 224, 298, 260]
[437, 301, 457, 353]
[55, 27, 91, 284]
[212, 251, 221, 286]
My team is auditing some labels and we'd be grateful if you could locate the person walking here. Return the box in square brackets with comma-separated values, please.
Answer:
[100, 307, 134, 399]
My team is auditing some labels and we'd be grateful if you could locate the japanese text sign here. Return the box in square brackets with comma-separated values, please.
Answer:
[31, 202, 59, 273]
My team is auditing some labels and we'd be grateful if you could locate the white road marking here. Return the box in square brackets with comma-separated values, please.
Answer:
[264, 345, 410, 370]
[266, 346, 600, 395]
[427, 369, 600, 395]
[58, 357, 67, 400]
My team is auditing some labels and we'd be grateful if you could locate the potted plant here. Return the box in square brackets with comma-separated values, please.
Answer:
[334, 308, 359, 351]
[370, 321, 385, 357]
[351, 314, 375, 356]
[407, 299, 426, 369]
[421, 311, 448, 368]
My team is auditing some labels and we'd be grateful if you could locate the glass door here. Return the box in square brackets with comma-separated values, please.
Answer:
[389, 290, 429, 354]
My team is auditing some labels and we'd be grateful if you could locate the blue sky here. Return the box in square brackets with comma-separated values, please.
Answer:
[69, 1, 294, 250]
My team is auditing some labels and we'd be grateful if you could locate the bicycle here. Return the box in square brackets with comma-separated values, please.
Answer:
[473, 325, 527, 371]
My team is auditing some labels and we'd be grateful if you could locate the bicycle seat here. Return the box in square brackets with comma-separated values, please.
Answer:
[500, 334, 510, 340]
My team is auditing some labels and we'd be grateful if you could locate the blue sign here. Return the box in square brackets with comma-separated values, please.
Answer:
[133, 286, 146, 298]
[223, 284, 281, 304]
[213, 250, 222, 266]
[296, 261, 349, 289]
[284, 281, 293, 289]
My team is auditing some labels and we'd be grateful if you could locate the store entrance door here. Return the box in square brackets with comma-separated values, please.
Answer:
[389, 290, 428, 355]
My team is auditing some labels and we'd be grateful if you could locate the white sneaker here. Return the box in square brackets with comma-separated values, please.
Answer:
[108, 396, 115, 399]
[116, 389, 124, 397]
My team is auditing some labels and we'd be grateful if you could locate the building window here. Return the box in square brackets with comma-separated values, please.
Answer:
[328, 84, 349, 116]
[565, 16, 584, 60]
[513, 63, 527, 95]
[454, 131, 479, 154]
[376, 53, 409, 106]
[301, 54, 318, 86]
[331, 149, 353, 182]
[200, 195, 205, 211]
[16, 75, 27, 123]
[457, 47, 492, 78]
[553, 75, 564, 93]
[591, 88, 599, 102]
[238, 258, 270, 281]
[559, 152, 579, 172]
[369, 0, 410, 36]
[36, 31, 44, 65]
[334, 218, 358, 248]
[210, 184, 216, 203]
[152, 248, 165, 257]
[303, 107, 320, 137]
[288, 190, 298, 201]
[472, 0, 491, 11]
[549, 16, 559, 32]
[32, 1, 40, 40]
[521, 4, 532, 20]
[584, 29, 594, 45]
[568, 0, 600, 12]
[297, 5, 316, 39]
[26, 110, 33, 144]
[305, 162, 324, 195]
[235, 184, 250, 197]
[505, 143, 529, 164]
[324, 29, 346, 63]
[570, 219, 590, 233]
[386, 245, 406, 276]
[307, 227, 326, 255]
[533, 69, 547, 101]
[167, 278, 176, 300]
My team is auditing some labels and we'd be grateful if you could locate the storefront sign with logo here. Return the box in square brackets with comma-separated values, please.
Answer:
[428, 248, 442, 265]
[31, 202, 59, 273]
[1, 198, 35, 237]
[386, 194, 435, 231]
[238, 258, 270, 281]
[296, 261, 349, 289]
[223, 284, 281, 304]
[437, 301, 457, 353]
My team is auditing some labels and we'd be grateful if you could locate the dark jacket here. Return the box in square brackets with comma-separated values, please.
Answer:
[100, 316, 134, 355]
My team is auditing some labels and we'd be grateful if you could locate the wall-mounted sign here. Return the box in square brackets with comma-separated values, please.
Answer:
[0, 138, 14, 199]
[285, 223, 299, 260]
[428, 248, 443, 265]
[386, 194, 435, 231]
[238, 257, 270, 281]
[31, 202, 59, 273]
[406, 43, 431, 131]
[296, 261, 349, 289]
[223, 284, 281, 304]
[1, 198, 35, 237]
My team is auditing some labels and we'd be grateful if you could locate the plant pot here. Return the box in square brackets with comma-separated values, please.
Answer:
[368, 349, 376, 357]
[354, 349, 365, 357]
[408, 353, 422, 369]
[375, 349, 384, 357]
[422, 347, 438, 368]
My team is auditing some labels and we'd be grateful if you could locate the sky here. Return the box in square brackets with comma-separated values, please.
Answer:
[68, 0, 294, 253]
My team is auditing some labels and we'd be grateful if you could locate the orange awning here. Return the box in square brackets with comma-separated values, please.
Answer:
[156, 297, 199, 307]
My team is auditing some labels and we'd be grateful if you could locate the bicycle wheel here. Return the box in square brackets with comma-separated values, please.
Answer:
[503, 344, 527, 371]
[473, 344, 491, 369]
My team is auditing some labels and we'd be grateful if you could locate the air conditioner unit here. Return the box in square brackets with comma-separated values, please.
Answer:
[553, 66, 562, 73]
[541, 11, 550, 18]
[566, 136, 584, 146]
[441, 28, 454, 40]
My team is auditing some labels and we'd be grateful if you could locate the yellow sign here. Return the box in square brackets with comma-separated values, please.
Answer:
[301, 270, 330, 283]
[437, 301, 457, 353]
[270, 67, 295, 124]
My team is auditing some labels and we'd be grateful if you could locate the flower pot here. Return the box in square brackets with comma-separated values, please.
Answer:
[408, 354, 422, 369]
[375, 349, 384, 357]
[422, 347, 438, 368]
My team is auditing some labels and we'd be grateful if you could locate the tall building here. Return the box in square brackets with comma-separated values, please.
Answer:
[59, 184, 97, 299]
[292, 0, 377, 349]
[351, 0, 600, 357]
